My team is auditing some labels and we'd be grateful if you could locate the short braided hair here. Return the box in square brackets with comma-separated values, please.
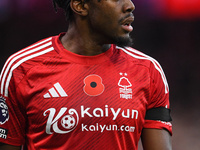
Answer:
[53, 0, 73, 21]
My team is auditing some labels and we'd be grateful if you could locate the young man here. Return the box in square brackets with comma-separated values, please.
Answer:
[0, 0, 172, 149]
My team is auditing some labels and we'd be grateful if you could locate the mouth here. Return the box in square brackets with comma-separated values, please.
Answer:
[121, 16, 134, 32]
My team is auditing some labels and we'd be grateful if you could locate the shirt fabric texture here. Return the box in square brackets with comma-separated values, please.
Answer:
[0, 33, 172, 149]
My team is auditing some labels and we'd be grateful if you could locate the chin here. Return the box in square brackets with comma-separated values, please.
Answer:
[113, 36, 133, 47]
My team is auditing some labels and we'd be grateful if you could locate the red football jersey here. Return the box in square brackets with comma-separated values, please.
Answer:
[0, 33, 172, 149]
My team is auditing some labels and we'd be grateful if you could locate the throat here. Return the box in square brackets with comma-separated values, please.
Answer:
[61, 35, 111, 56]
[76, 44, 111, 56]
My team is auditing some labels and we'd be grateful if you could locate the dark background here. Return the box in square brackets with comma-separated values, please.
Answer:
[0, 0, 199, 149]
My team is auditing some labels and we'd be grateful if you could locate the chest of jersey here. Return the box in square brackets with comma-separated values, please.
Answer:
[19, 58, 150, 149]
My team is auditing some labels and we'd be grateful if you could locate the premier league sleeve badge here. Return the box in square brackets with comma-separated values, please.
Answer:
[0, 97, 9, 124]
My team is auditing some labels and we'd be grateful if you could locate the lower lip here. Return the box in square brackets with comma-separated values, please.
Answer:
[121, 25, 133, 32]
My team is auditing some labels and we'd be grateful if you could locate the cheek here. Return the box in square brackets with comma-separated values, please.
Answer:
[89, 14, 111, 33]
[89, 5, 118, 25]
[88, 6, 121, 36]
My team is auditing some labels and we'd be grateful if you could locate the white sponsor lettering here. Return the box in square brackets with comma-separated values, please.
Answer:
[110, 108, 121, 120]
[0, 128, 6, 134]
[44, 105, 139, 134]
[81, 123, 135, 133]
[81, 106, 92, 117]
[93, 108, 104, 117]
[82, 124, 88, 131]
[100, 125, 106, 132]
[81, 105, 138, 120]
[0, 128, 7, 139]
[0, 133, 6, 139]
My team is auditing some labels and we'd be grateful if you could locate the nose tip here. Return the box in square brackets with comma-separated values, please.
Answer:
[124, 0, 135, 13]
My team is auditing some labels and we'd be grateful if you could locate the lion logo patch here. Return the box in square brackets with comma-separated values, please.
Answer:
[0, 97, 9, 124]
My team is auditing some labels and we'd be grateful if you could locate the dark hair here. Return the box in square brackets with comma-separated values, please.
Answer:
[53, 0, 73, 21]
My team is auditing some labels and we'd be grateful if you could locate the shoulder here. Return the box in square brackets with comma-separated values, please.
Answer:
[2, 36, 58, 72]
[116, 46, 161, 69]
[0, 36, 58, 97]
[116, 46, 169, 93]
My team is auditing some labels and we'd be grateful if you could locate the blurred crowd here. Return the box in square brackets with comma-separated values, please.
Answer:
[0, 0, 200, 149]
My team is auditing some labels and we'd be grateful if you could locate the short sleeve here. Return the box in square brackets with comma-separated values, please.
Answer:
[0, 60, 25, 146]
[143, 61, 172, 135]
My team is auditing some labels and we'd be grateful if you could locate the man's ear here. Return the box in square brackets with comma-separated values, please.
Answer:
[70, 0, 89, 16]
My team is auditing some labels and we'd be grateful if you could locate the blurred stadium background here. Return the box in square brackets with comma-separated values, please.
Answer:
[0, 0, 199, 149]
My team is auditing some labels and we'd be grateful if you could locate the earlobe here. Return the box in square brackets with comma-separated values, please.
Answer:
[70, 0, 89, 16]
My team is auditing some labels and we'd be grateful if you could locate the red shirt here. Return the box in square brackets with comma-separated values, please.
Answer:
[0, 33, 172, 149]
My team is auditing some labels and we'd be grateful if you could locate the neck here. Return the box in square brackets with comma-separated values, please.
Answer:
[60, 22, 111, 56]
